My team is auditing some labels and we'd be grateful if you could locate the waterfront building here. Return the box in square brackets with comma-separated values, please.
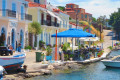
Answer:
[65, 3, 92, 23]
[0, 0, 32, 49]
[26, 0, 69, 48]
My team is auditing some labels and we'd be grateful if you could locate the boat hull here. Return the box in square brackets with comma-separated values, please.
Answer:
[0, 53, 26, 70]
[101, 60, 120, 68]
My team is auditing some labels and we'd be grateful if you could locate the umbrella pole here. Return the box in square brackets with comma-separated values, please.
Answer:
[72, 38, 73, 54]
[55, 30, 57, 61]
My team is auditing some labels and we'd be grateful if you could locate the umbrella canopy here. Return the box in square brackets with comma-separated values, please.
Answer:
[51, 28, 95, 38]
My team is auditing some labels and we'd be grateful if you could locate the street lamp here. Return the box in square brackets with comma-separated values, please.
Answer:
[74, 10, 79, 29]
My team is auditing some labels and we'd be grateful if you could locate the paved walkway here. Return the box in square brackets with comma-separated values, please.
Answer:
[98, 30, 116, 53]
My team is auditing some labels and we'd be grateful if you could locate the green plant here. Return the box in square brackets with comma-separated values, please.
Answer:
[34, 42, 37, 47]
[25, 46, 32, 50]
[108, 46, 113, 50]
[97, 50, 104, 56]
[64, 54, 69, 61]
[39, 40, 45, 49]
[78, 44, 84, 49]
[69, 54, 74, 58]
[62, 43, 70, 51]
[46, 46, 52, 56]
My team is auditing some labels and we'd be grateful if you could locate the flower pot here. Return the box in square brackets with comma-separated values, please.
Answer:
[98, 55, 101, 57]
[70, 58, 73, 61]
[46, 56, 52, 61]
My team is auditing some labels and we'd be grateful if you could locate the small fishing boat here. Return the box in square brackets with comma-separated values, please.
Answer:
[101, 55, 120, 68]
[0, 53, 26, 70]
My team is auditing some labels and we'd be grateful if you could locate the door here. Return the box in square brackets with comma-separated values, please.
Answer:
[11, 29, 15, 49]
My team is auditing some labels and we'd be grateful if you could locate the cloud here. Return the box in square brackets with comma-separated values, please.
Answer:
[48, 0, 120, 18]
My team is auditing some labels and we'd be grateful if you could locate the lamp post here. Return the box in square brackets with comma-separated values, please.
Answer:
[112, 32, 113, 47]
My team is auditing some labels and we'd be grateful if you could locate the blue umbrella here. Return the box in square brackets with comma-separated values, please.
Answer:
[51, 28, 95, 54]
[51, 28, 95, 38]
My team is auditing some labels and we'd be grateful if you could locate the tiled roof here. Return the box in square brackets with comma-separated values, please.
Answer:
[67, 3, 75, 5]
[66, 11, 75, 12]
[53, 8, 68, 14]
[25, 0, 46, 9]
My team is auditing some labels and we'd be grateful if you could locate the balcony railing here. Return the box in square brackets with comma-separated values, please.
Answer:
[0, 9, 32, 21]
[25, 14, 32, 21]
[41, 20, 59, 27]
[0, 9, 16, 18]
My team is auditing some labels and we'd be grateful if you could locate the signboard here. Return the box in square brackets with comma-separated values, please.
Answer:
[9, 21, 17, 27]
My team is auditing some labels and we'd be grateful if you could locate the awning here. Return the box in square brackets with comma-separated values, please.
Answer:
[47, 10, 62, 21]
[79, 37, 99, 41]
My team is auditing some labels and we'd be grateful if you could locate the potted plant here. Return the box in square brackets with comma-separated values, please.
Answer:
[39, 40, 45, 50]
[69, 54, 74, 61]
[62, 43, 70, 54]
[46, 46, 52, 61]
[97, 50, 104, 57]
[34, 42, 37, 50]
[25, 46, 32, 52]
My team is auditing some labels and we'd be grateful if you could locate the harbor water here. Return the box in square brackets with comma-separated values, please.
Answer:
[28, 50, 120, 80]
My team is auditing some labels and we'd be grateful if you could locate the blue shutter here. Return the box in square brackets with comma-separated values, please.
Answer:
[41, 32, 43, 41]
[2, 0, 6, 16]
[21, 6, 24, 20]
[12, 3, 16, 11]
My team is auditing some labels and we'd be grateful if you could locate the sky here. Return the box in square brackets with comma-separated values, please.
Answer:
[47, 0, 120, 19]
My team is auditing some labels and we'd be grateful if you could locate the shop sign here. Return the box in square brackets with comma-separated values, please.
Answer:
[10, 21, 17, 27]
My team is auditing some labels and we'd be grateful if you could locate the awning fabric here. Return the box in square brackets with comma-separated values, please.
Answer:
[51, 28, 95, 38]
[79, 37, 99, 41]
[47, 10, 62, 21]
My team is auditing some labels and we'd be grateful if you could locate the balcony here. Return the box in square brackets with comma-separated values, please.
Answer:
[0, 9, 16, 18]
[41, 20, 59, 27]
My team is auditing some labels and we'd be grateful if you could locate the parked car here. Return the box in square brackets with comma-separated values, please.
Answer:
[0, 46, 13, 56]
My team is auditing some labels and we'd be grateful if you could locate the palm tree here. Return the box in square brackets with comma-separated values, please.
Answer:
[28, 21, 42, 48]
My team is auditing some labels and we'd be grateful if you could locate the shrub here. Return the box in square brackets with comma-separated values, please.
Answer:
[47, 44, 52, 48]
[39, 40, 45, 49]
[46, 46, 52, 56]
[62, 42, 70, 52]
[108, 46, 113, 50]
[25, 46, 32, 50]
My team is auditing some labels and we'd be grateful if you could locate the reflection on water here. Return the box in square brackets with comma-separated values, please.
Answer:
[27, 50, 120, 80]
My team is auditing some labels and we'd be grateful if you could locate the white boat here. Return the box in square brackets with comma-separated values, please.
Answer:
[0, 53, 26, 70]
[101, 55, 120, 67]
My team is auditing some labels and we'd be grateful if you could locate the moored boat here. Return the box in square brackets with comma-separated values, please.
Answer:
[101, 55, 120, 68]
[0, 53, 26, 70]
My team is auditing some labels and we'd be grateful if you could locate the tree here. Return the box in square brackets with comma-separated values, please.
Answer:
[92, 17, 97, 23]
[109, 8, 120, 39]
[57, 6, 65, 11]
[28, 21, 42, 47]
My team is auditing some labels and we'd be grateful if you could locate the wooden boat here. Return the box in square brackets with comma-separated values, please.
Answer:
[0, 53, 26, 70]
[101, 55, 120, 68]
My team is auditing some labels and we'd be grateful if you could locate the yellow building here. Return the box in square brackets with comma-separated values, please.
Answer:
[27, 0, 69, 48]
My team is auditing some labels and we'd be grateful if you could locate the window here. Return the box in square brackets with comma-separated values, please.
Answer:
[71, 5, 73, 8]
[2, 0, 6, 16]
[34, 0, 40, 3]
[78, 10, 80, 13]
[67, 5, 69, 8]
[85, 15, 87, 18]
[81, 14, 84, 19]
